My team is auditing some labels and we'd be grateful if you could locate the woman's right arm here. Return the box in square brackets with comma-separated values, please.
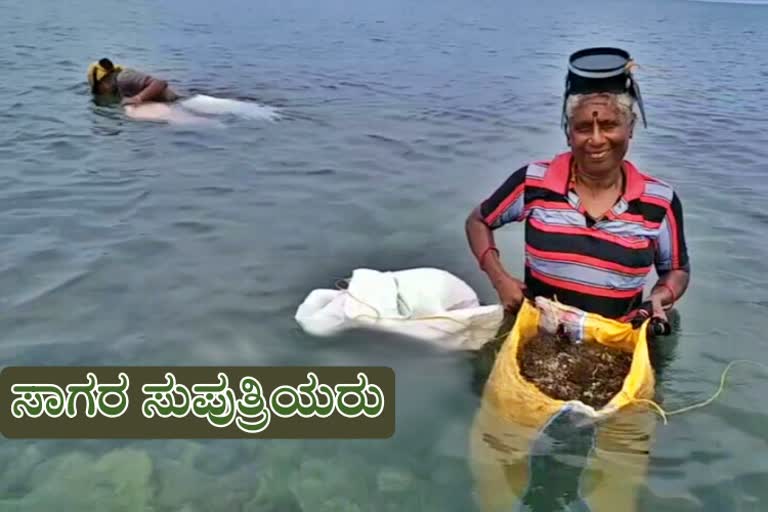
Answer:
[466, 166, 529, 311]
[465, 207, 527, 311]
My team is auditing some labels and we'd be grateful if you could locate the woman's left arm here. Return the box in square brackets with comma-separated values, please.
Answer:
[650, 191, 691, 319]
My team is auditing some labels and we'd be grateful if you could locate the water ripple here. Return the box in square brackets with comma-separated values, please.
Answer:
[1, 0, 767, 510]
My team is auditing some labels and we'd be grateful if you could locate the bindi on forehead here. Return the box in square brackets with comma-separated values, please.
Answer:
[574, 102, 620, 121]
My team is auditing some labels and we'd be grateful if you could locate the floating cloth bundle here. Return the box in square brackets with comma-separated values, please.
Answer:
[295, 268, 504, 351]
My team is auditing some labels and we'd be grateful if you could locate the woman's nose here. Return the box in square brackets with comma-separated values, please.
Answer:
[590, 120, 606, 145]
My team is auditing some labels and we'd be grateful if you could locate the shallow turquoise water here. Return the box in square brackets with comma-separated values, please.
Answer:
[2, 0, 768, 510]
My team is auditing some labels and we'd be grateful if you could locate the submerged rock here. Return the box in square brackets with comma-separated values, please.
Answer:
[242, 491, 302, 512]
[0, 444, 45, 498]
[315, 496, 363, 512]
[152, 457, 206, 511]
[0, 448, 153, 512]
[290, 456, 371, 510]
[376, 467, 416, 493]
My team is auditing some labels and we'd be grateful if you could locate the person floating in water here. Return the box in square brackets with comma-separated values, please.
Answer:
[87, 58, 179, 105]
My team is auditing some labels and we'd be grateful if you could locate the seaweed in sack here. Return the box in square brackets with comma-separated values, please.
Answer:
[468, 298, 658, 512]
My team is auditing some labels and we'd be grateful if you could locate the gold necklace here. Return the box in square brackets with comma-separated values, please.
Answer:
[570, 162, 623, 193]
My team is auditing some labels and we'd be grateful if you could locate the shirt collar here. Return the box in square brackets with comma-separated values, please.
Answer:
[540, 151, 645, 201]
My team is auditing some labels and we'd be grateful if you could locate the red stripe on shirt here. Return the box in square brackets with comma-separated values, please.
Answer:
[639, 195, 669, 209]
[610, 211, 661, 229]
[528, 217, 651, 250]
[665, 205, 681, 268]
[526, 199, 572, 212]
[527, 266, 643, 299]
[639, 194, 681, 268]
[525, 245, 651, 276]
[483, 182, 524, 226]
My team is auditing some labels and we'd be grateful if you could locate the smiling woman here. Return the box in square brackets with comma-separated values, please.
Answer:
[465, 47, 691, 324]
[565, 93, 635, 218]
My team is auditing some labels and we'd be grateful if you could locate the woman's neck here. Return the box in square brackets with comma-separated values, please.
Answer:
[572, 163, 624, 192]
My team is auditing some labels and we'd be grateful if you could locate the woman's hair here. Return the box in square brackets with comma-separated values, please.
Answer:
[564, 92, 637, 127]
[98, 58, 115, 71]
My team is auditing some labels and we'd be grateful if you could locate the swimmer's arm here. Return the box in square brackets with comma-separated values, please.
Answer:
[123, 78, 169, 104]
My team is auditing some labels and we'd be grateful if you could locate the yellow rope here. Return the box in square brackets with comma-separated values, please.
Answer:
[333, 278, 503, 331]
[630, 360, 768, 425]
[333, 278, 524, 345]
[630, 398, 669, 424]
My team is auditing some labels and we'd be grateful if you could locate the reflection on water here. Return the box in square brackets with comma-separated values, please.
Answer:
[3, 0, 768, 508]
[469, 397, 661, 512]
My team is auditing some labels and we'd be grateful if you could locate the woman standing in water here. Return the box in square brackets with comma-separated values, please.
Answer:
[465, 47, 690, 325]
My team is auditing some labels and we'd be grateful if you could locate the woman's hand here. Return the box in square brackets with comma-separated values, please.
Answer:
[650, 295, 667, 322]
[491, 273, 527, 312]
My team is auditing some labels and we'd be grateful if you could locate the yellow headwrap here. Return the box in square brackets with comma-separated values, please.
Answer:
[86, 59, 123, 89]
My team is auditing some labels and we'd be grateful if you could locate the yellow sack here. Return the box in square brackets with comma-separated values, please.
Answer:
[468, 297, 658, 512]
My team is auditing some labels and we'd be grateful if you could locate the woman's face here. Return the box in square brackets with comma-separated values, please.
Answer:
[567, 94, 633, 175]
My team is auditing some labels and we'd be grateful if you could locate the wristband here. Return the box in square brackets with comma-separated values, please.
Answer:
[478, 246, 499, 271]
[654, 282, 677, 305]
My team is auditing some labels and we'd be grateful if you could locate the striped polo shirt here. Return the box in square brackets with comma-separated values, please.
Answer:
[480, 152, 690, 319]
